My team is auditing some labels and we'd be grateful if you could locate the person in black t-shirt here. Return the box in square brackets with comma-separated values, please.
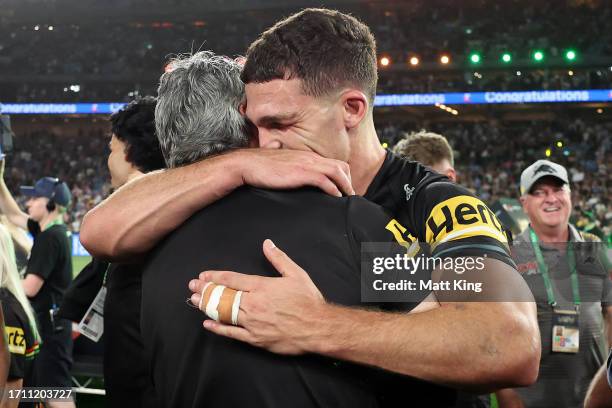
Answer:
[0, 164, 74, 408]
[0, 223, 40, 407]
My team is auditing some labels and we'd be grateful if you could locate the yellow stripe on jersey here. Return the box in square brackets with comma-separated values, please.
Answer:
[425, 195, 508, 251]
[385, 219, 418, 246]
[385, 219, 420, 257]
[5, 326, 26, 355]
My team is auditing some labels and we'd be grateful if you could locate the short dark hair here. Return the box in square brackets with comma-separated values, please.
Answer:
[241, 8, 378, 105]
[110, 96, 166, 173]
[393, 131, 455, 167]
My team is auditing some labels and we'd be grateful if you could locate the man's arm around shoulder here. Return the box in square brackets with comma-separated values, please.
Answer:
[81, 149, 354, 261]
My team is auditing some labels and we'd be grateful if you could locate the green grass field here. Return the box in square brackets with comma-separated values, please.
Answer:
[72, 256, 92, 277]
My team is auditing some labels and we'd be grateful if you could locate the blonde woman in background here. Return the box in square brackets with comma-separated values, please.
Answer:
[0, 223, 40, 407]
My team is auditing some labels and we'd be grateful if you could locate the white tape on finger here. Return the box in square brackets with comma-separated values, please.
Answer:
[198, 282, 213, 311]
[231, 291, 243, 326]
[206, 285, 226, 322]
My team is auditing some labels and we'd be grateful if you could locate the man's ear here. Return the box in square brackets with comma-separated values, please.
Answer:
[341, 90, 368, 130]
[519, 195, 528, 211]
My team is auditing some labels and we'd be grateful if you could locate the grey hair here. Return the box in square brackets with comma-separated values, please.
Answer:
[155, 51, 250, 168]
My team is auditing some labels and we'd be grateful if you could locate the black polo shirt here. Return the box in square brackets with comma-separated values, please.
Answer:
[513, 226, 612, 407]
[141, 186, 417, 408]
[26, 219, 72, 333]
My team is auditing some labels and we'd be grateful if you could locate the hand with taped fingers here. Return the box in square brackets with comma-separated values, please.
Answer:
[189, 239, 327, 355]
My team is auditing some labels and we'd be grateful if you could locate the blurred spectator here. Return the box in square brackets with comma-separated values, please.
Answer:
[392, 130, 457, 181]
[379, 118, 611, 241]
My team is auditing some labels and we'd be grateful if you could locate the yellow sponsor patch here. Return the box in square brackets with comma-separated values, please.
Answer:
[385, 219, 420, 257]
[426, 195, 508, 250]
[6, 326, 26, 355]
[385, 219, 416, 247]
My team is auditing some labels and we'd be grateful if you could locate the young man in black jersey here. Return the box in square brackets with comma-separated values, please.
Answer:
[81, 8, 540, 405]
[0, 165, 74, 408]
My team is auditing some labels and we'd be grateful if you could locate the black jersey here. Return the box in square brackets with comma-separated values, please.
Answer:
[0, 288, 39, 380]
[364, 151, 515, 406]
[365, 151, 514, 265]
[141, 186, 416, 408]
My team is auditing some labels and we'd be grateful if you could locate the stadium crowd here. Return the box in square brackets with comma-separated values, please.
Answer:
[1, 0, 610, 101]
[3, 117, 610, 242]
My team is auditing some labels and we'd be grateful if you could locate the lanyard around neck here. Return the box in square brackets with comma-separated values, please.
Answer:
[528, 227, 580, 307]
[43, 218, 64, 231]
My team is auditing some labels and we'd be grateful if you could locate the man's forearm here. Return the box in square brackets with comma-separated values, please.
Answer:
[81, 148, 354, 261]
[80, 153, 242, 260]
[307, 301, 540, 391]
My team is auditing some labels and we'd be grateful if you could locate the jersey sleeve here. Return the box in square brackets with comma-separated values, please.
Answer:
[412, 181, 515, 267]
[2, 304, 35, 379]
[346, 196, 431, 307]
[26, 231, 59, 281]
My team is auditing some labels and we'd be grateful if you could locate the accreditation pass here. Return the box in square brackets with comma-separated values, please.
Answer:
[77, 286, 106, 342]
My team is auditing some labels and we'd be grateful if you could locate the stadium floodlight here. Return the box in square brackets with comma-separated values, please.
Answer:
[469, 53, 481, 64]
[501, 53, 512, 63]
[533, 50, 544, 62]
[565, 49, 577, 61]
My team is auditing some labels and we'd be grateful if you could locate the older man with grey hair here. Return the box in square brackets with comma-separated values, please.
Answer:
[154, 51, 250, 167]
[139, 51, 421, 408]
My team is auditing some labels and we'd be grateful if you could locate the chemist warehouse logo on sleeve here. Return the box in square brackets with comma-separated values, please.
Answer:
[6, 326, 26, 355]
[426, 195, 508, 250]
